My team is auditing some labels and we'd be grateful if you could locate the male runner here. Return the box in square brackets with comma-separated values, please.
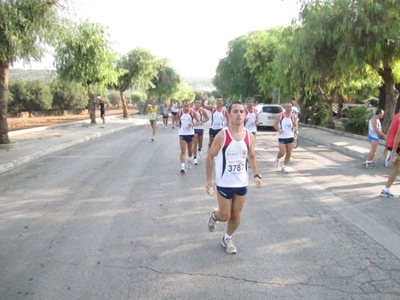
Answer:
[381, 110, 400, 198]
[244, 97, 258, 138]
[98, 96, 107, 128]
[273, 102, 298, 173]
[205, 101, 262, 254]
[192, 99, 209, 164]
[177, 100, 201, 174]
[365, 109, 386, 168]
[170, 100, 180, 129]
[162, 102, 170, 129]
[201, 93, 227, 150]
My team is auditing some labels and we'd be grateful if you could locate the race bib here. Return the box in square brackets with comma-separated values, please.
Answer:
[227, 161, 245, 174]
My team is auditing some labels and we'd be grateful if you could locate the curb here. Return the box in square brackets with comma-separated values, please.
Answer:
[0, 123, 135, 174]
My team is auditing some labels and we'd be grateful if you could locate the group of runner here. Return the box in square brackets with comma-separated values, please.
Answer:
[147, 96, 299, 254]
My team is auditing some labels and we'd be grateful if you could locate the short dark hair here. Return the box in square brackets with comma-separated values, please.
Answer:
[375, 109, 383, 115]
[228, 101, 244, 113]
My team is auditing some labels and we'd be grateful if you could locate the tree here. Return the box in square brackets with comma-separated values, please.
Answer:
[299, 0, 400, 130]
[146, 60, 180, 106]
[171, 81, 195, 102]
[51, 81, 87, 113]
[0, 0, 61, 144]
[112, 48, 158, 118]
[214, 35, 259, 100]
[54, 21, 118, 124]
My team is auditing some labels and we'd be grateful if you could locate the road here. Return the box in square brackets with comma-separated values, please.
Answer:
[1, 122, 400, 300]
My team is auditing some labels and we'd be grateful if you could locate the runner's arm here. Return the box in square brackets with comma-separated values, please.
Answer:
[248, 133, 262, 188]
[202, 109, 210, 123]
[205, 131, 223, 190]
[391, 116, 400, 161]
[273, 114, 283, 134]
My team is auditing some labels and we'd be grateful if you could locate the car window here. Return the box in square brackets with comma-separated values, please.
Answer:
[263, 106, 283, 113]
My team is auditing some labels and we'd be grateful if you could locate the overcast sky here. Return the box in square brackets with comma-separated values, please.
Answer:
[15, 0, 301, 78]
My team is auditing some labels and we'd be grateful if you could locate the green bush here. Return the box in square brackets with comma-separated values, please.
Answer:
[343, 106, 372, 135]
[311, 102, 329, 126]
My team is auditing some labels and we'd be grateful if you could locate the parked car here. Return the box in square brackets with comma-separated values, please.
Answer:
[255, 104, 284, 128]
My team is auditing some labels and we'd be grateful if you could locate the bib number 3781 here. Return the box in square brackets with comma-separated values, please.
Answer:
[228, 163, 244, 173]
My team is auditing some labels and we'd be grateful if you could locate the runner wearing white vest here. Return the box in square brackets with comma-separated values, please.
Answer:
[192, 99, 209, 164]
[244, 97, 258, 139]
[205, 101, 262, 254]
[177, 100, 201, 174]
[201, 93, 228, 150]
[273, 102, 298, 173]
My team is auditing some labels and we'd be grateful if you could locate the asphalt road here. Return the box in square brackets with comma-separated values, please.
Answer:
[1, 123, 400, 300]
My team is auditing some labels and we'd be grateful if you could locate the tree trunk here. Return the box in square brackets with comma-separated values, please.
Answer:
[381, 75, 396, 132]
[0, 62, 10, 144]
[87, 86, 96, 124]
[119, 90, 129, 118]
[337, 94, 344, 119]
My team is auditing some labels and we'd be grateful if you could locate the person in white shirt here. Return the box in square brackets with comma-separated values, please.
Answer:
[192, 99, 209, 164]
[169, 100, 180, 129]
[244, 97, 258, 139]
[201, 93, 228, 150]
[177, 100, 201, 174]
[205, 101, 262, 254]
[273, 102, 298, 173]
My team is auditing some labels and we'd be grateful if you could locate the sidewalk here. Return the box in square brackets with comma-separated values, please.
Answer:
[0, 115, 149, 174]
[298, 123, 386, 164]
[0, 118, 380, 175]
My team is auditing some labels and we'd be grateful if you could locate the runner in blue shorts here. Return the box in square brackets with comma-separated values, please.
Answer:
[205, 101, 262, 254]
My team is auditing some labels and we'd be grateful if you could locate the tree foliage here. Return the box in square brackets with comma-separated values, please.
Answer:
[54, 21, 118, 123]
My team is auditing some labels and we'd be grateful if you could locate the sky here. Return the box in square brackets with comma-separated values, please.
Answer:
[14, 0, 301, 78]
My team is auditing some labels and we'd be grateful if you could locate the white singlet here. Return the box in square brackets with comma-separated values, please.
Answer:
[171, 103, 179, 113]
[193, 108, 204, 130]
[244, 108, 257, 133]
[210, 107, 226, 130]
[214, 128, 250, 188]
[178, 109, 195, 135]
[278, 113, 295, 139]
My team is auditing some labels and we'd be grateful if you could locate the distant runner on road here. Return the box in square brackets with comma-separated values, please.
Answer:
[201, 93, 227, 151]
[192, 99, 209, 165]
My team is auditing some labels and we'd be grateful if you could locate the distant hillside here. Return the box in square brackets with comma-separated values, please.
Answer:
[9, 69, 215, 91]
[182, 76, 215, 91]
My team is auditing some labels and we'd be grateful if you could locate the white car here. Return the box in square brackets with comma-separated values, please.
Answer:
[256, 104, 284, 128]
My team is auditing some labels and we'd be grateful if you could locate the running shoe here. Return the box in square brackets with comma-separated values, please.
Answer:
[198, 150, 202, 158]
[370, 161, 376, 166]
[281, 165, 289, 173]
[364, 162, 373, 168]
[206, 210, 218, 232]
[275, 158, 280, 168]
[194, 158, 198, 165]
[221, 236, 237, 254]
[187, 158, 193, 169]
[385, 157, 390, 168]
[180, 168, 186, 174]
[380, 189, 399, 198]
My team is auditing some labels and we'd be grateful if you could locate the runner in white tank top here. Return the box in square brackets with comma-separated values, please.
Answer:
[244, 97, 258, 138]
[192, 99, 210, 164]
[205, 101, 262, 254]
[201, 93, 228, 150]
[177, 100, 201, 174]
[273, 102, 298, 173]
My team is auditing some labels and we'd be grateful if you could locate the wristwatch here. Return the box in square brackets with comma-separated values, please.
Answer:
[254, 174, 262, 179]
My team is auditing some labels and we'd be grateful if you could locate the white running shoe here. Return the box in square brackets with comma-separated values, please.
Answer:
[221, 236, 237, 254]
[194, 158, 198, 165]
[282, 165, 289, 173]
[180, 168, 186, 174]
[275, 158, 280, 168]
[207, 210, 218, 232]
[198, 150, 202, 158]
[187, 158, 193, 169]
[380, 189, 398, 198]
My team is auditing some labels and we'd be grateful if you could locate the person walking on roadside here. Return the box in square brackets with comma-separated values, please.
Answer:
[177, 100, 202, 174]
[192, 99, 209, 164]
[97, 96, 108, 128]
[170, 100, 180, 129]
[205, 101, 262, 254]
[381, 110, 400, 198]
[148, 100, 159, 142]
[244, 97, 258, 139]
[273, 102, 298, 174]
[201, 93, 228, 150]
[365, 109, 386, 168]
[162, 102, 170, 129]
